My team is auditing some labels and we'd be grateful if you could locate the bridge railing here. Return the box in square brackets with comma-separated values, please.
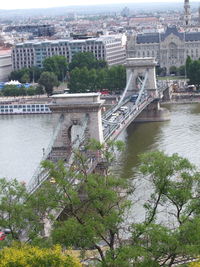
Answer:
[27, 114, 64, 193]
[102, 95, 131, 120]
[27, 114, 89, 194]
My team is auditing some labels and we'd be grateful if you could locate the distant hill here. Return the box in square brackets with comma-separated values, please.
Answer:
[0, 2, 199, 19]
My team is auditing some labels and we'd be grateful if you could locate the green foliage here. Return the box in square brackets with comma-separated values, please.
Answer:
[1, 85, 44, 97]
[2, 85, 26, 96]
[156, 66, 167, 76]
[43, 55, 68, 81]
[185, 56, 200, 87]
[186, 55, 192, 76]
[0, 178, 49, 244]
[68, 65, 126, 93]
[21, 72, 30, 83]
[2, 143, 200, 266]
[178, 65, 186, 76]
[105, 65, 126, 92]
[190, 261, 200, 266]
[10, 66, 43, 83]
[0, 244, 81, 267]
[68, 67, 92, 93]
[169, 65, 178, 75]
[39, 71, 59, 96]
[69, 52, 107, 72]
[39, 140, 131, 265]
[133, 151, 200, 265]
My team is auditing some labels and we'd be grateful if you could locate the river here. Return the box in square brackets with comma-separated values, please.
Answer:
[0, 103, 200, 186]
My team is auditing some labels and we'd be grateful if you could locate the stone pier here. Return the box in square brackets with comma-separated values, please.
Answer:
[49, 93, 104, 162]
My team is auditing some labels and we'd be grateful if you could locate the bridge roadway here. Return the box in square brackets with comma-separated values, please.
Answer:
[102, 94, 154, 141]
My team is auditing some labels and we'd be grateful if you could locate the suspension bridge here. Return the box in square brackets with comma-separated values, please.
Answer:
[27, 57, 171, 195]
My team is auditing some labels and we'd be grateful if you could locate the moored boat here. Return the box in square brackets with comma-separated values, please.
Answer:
[0, 103, 51, 115]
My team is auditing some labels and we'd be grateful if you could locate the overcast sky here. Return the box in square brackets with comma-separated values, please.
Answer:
[1, 0, 199, 10]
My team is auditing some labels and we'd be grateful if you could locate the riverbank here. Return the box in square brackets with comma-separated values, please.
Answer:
[162, 92, 200, 104]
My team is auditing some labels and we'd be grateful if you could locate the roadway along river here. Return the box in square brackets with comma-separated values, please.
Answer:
[0, 103, 200, 184]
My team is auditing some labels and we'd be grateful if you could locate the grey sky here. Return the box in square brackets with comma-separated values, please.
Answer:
[1, 0, 198, 10]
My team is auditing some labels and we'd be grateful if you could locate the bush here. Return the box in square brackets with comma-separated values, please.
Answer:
[190, 262, 200, 267]
[0, 244, 81, 267]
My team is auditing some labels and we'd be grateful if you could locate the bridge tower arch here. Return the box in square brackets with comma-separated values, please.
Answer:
[49, 93, 104, 162]
[126, 57, 157, 97]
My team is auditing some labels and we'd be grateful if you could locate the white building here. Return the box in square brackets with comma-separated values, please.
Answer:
[0, 49, 12, 82]
[12, 35, 126, 70]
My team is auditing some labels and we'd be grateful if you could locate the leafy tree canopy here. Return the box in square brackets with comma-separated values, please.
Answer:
[38, 71, 58, 96]
[1, 142, 200, 266]
[10, 66, 43, 83]
[43, 55, 68, 82]
[69, 52, 107, 71]
[68, 65, 126, 93]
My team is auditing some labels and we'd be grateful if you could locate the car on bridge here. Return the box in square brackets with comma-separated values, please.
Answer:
[119, 106, 128, 112]
[130, 94, 139, 103]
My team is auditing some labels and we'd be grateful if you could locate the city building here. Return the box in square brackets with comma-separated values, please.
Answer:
[127, 25, 200, 74]
[5, 24, 55, 37]
[12, 35, 126, 70]
[0, 49, 12, 82]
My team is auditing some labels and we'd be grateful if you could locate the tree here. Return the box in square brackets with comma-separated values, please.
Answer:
[29, 66, 44, 83]
[178, 65, 185, 76]
[0, 178, 51, 245]
[0, 244, 81, 267]
[9, 68, 29, 82]
[35, 85, 45, 95]
[130, 151, 200, 266]
[169, 66, 178, 75]
[187, 59, 200, 87]
[43, 55, 68, 82]
[69, 52, 107, 71]
[105, 65, 126, 92]
[68, 67, 91, 93]
[2, 85, 26, 97]
[39, 72, 58, 96]
[21, 72, 30, 83]
[9, 67, 43, 83]
[95, 68, 107, 91]
[38, 140, 133, 265]
[36, 146, 200, 266]
[186, 55, 192, 77]
[2, 142, 200, 266]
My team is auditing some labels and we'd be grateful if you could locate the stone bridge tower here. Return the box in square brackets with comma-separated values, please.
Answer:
[49, 93, 104, 162]
[125, 57, 169, 122]
[126, 57, 157, 97]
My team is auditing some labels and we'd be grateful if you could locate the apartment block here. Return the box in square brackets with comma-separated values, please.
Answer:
[0, 49, 12, 82]
[12, 35, 126, 70]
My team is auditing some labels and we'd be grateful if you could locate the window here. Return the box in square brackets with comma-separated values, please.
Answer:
[169, 42, 177, 59]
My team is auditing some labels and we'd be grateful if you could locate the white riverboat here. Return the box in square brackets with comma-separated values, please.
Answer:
[0, 103, 51, 115]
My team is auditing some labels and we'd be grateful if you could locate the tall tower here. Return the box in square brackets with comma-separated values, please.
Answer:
[184, 0, 191, 26]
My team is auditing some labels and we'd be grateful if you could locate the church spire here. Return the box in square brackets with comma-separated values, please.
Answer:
[184, 0, 191, 26]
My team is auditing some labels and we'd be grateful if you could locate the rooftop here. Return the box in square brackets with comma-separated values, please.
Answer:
[52, 93, 100, 98]
[136, 26, 200, 44]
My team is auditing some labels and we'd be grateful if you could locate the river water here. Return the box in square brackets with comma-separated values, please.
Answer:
[0, 103, 200, 186]
[118, 103, 200, 178]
